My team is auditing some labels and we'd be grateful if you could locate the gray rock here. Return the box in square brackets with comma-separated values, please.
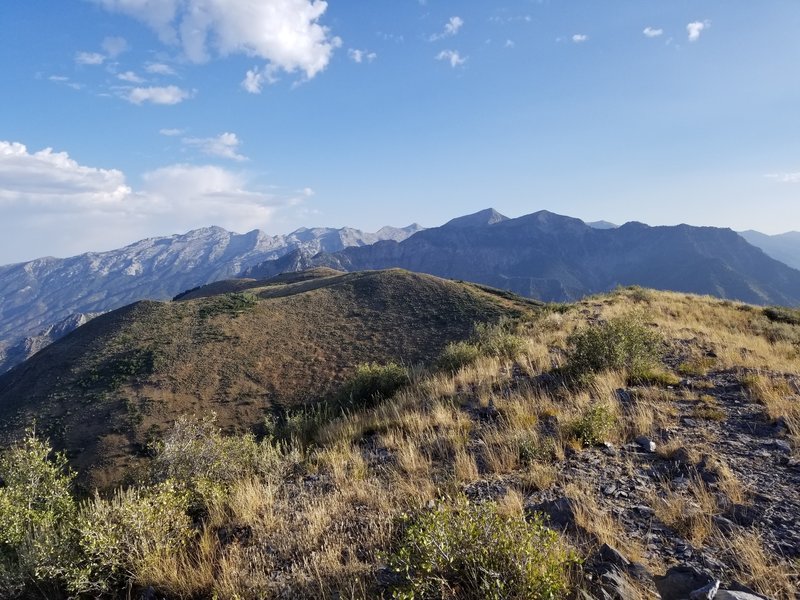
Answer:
[689, 580, 720, 600]
[654, 565, 714, 600]
[635, 436, 657, 452]
[771, 439, 792, 453]
[715, 591, 767, 600]
[598, 543, 630, 568]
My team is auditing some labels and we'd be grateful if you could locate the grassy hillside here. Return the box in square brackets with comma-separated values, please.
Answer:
[1, 285, 799, 599]
[0, 269, 536, 489]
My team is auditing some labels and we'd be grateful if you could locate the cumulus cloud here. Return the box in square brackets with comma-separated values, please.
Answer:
[348, 48, 376, 63]
[93, 0, 340, 86]
[643, 27, 663, 38]
[0, 140, 305, 262]
[687, 21, 710, 42]
[182, 132, 247, 161]
[145, 62, 177, 76]
[431, 16, 464, 41]
[124, 85, 192, 105]
[436, 50, 466, 68]
[572, 34, 588, 43]
[765, 172, 800, 184]
[75, 51, 105, 65]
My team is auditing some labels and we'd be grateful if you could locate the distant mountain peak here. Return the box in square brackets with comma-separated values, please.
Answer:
[443, 208, 508, 229]
[586, 220, 618, 230]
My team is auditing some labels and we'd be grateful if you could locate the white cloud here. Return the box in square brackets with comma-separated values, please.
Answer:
[118, 71, 145, 83]
[159, 128, 184, 136]
[241, 66, 277, 93]
[436, 50, 466, 68]
[572, 34, 588, 43]
[125, 85, 191, 105]
[93, 0, 340, 85]
[348, 48, 377, 63]
[643, 27, 663, 38]
[687, 21, 710, 42]
[765, 172, 800, 184]
[145, 62, 177, 76]
[0, 140, 305, 262]
[101, 36, 129, 58]
[182, 132, 247, 161]
[431, 16, 464, 41]
[75, 51, 105, 65]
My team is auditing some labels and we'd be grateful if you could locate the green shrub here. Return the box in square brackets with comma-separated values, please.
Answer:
[566, 314, 663, 383]
[569, 404, 616, 446]
[437, 341, 481, 373]
[338, 362, 410, 409]
[0, 429, 77, 596]
[474, 321, 526, 359]
[67, 483, 193, 596]
[388, 497, 575, 599]
[151, 414, 283, 510]
[198, 292, 258, 319]
[763, 306, 800, 326]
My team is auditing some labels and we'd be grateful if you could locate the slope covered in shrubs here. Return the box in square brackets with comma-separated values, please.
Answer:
[1, 286, 799, 598]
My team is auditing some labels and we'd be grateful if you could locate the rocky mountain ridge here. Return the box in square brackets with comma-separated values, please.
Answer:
[0, 223, 422, 372]
[245, 209, 800, 306]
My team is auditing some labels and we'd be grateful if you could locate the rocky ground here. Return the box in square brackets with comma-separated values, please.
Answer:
[460, 367, 800, 599]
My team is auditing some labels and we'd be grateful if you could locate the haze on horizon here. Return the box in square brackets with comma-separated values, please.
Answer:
[1, 0, 799, 264]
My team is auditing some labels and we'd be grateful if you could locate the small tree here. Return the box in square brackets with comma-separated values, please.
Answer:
[0, 428, 77, 595]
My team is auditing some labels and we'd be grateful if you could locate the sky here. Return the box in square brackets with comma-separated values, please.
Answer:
[1, 0, 799, 264]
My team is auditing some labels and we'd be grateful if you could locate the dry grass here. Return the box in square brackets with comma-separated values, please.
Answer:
[717, 530, 800, 600]
[649, 472, 718, 545]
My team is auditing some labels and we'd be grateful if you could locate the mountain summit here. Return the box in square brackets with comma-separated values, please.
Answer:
[246, 210, 800, 306]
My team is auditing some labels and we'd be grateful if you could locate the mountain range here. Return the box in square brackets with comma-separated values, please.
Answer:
[1, 209, 799, 375]
[245, 209, 800, 306]
[0, 223, 421, 372]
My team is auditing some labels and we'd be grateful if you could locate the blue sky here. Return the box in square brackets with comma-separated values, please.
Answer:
[1, 0, 799, 263]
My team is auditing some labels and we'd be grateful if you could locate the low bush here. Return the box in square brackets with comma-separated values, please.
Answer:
[338, 362, 410, 409]
[0, 429, 77, 596]
[388, 497, 576, 599]
[565, 314, 664, 384]
[474, 321, 526, 359]
[569, 404, 617, 446]
[68, 484, 193, 596]
[763, 306, 800, 326]
[437, 341, 481, 373]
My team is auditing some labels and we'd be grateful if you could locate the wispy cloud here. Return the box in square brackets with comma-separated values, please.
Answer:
[436, 49, 466, 68]
[101, 36, 129, 58]
[765, 172, 800, 184]
[118, 71, 145, 84]
[75, 51, 105, 66]
[572, 34, 588, 43]
[145, 62, 176, 76]
[687, 20, 710, 42]
[643, 27, 663, 38]
[182, 132, 247, 161]
[348, 49, 377, 64]
[124, 86, 192, 105]
[159, 128, 184, 137]
[431, 16, 464, 41]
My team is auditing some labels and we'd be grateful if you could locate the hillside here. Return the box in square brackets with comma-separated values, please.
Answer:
[0, 285, 798, 599]
[246, 209, 800, 306]
[0, 268, 535, 488]
[0, 223, 423, 370]
[740, 229, 800, 270]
